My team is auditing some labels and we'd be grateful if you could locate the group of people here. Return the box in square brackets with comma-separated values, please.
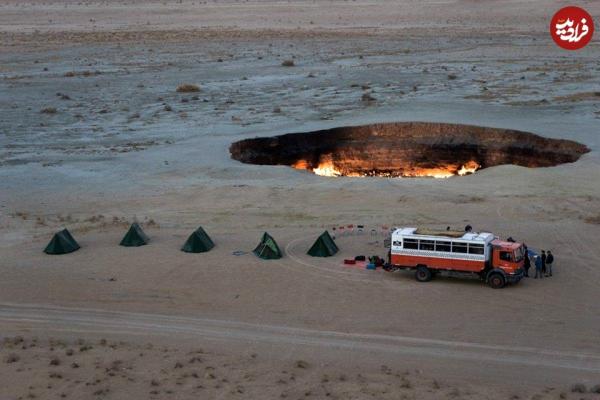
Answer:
[523, 245, 555, 279]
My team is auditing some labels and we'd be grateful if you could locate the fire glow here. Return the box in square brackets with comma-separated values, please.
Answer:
[229, 122, 590, 179]
[293, 156, 480, 178]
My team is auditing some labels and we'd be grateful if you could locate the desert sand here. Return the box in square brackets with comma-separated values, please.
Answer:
[1, 1, 600, 399]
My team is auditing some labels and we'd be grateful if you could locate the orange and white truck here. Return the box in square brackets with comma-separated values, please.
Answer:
[384, 227, 525, 288]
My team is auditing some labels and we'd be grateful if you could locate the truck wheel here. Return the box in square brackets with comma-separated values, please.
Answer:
[488, 273, 505, 289]
[415, 266, 432, 282]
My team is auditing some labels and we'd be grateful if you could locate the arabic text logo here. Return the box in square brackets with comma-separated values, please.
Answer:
[551, 6, 594, 50]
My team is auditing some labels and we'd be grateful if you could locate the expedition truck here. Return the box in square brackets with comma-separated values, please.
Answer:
[384, 227, 525, 288]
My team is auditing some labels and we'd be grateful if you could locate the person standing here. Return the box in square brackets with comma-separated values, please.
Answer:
[523, 245, 531, 277]
[546, 250, 554, 277]
[541, 250, 547, 276]
[534, 254, 543, 279]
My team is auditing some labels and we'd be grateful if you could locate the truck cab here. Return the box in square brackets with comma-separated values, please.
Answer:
[488, 240, 525, 288]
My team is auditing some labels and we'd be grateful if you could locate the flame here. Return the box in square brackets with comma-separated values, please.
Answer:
[457, 160, 480, 176]
[292, 155, 343, 177]
[292, 157, 480, 178]
[312, 155, 342, 177]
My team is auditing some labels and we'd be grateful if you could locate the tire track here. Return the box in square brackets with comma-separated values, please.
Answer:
[1, 302, 599, 373]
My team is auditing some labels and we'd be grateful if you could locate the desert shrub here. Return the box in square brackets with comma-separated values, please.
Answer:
[176, 84, 200, 93]
[41, 107, 57, 114]
[571, 383, 587, 393]
[5, 354, 19, 363]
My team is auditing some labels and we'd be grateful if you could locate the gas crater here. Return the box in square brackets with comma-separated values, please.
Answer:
[229, 122, 589, 178]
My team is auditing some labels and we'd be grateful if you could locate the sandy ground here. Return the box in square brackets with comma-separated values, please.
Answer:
[1, 1, 600, 399]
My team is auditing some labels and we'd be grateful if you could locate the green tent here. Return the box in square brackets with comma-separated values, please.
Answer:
[181, 226, 215, 253]
[253, 232, 282, 260]
[307, 231, 339, 257]
[44, 228, 80, 255]
[120, 223, 149, 247]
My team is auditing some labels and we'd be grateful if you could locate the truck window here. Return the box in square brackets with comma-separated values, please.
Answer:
[404, 238, 418, 249]
[499, 251, 512, 261]
[393, 240, 402, 247]
[435, 241, 451, 252]
[419, 240, 435, 251]
[452, 242, 468, 253]
[513, 247, 524, 261]
[468, 244, 484, 255]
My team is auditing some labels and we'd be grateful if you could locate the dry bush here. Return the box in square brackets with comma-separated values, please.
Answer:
[176, 84, 200, 93]
[584, 214, 600, 224]
[5, 354, 20, 363]
[361, 93, 376, 102]
[281, 60, 295, 67]
[41, 107, 57, 114]
[79, 344, 93, 352]
[64, 70, 100, 77]
[571, 383, 586, 393]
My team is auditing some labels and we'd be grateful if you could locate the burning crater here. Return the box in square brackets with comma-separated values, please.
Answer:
[229, 122, 589, 178]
